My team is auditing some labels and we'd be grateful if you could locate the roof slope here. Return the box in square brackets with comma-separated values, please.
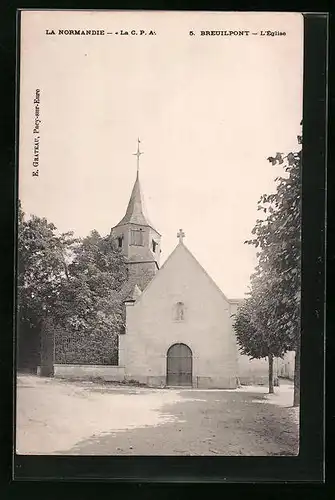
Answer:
[132, 240, 234, 306]
[125, 284, 142, 302]
[114, 172, 158, 232]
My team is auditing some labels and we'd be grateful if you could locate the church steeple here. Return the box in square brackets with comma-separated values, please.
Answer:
[114, 169, 157, 231]
[111, 140, 161, 291]
[114, 139, 158, 233]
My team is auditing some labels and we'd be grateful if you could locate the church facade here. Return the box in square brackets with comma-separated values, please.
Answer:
[120, 239, 239, 388]
[110, 143, 239, 389]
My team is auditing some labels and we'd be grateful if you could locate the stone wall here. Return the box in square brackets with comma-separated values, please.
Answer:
[52, 364, 125, 381]
[237, 355, 274, 385]
[111, 223, 160, 291]
[237, 352, 295, 385]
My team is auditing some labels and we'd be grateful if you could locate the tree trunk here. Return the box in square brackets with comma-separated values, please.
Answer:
[274, 356, 279, 386]
[268, 353, 274, 394]
[40, 317, 55, 377]
[293, 342, 300, 407]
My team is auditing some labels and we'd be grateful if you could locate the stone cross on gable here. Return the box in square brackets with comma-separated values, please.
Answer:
[177, 228, 185, 244]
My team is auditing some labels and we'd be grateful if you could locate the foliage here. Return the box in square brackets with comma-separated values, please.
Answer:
[17, 203, 76, 326]
[18, 205, 128, 365]
[55, 230, 128, 364]
[233, 136, 301, 363]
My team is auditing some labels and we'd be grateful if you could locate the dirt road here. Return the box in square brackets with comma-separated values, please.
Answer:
[16, 375, 299, 456]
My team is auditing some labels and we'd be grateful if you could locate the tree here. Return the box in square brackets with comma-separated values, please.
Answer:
[233, 132, 301, 405]
[233, 271, 291, 394]
[17, 203, 77, 373]
[55, 230, 128, 364]
[18, 205, 129, 369]
[18, 203, 76, 324]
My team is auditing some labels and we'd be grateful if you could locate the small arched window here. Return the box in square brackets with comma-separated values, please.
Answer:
[175, 301, 185, 321]
[117, 236, 123, 248]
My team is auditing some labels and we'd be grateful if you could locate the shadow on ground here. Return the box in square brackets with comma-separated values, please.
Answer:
[58, 389, 299, 456]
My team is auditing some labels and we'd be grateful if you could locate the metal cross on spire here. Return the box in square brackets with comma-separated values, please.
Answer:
[177, 228, 185, 244]
[133, 138, 143, 173]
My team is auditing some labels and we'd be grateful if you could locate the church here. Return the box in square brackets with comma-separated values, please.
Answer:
[110, 141, 241, 389]
[51, 142, 295, 387]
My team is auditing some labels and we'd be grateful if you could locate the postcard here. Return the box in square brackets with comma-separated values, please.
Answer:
[17, 10, 304, 458]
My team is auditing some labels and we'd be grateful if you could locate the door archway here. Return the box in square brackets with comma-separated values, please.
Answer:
[166, 343, 192, 386]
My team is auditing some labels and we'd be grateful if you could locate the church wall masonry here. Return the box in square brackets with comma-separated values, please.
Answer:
[122, 242, 239, 389]
[112, 223, 160, 292]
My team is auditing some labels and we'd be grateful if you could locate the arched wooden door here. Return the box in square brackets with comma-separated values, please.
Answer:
[167, 343, 192, 386]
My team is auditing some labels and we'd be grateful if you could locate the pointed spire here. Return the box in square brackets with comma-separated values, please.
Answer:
[114, 139, 159, 232]
[115, 172, 148, 226]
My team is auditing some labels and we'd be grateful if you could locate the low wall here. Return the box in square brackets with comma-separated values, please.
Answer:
[124, 375, 237, 389]
[238, 352, 295, 384]
[196, 376, 237, 389]
[52, 364, 125, 382]
[238, 355, 279, 385]
[40, 353, 295, 385]
[238, 355, 268, 385]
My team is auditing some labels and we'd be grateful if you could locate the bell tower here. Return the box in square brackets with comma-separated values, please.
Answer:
[111, 139, 161, 291]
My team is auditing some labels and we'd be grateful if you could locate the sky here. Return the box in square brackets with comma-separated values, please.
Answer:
[19, 11, 303, 298]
